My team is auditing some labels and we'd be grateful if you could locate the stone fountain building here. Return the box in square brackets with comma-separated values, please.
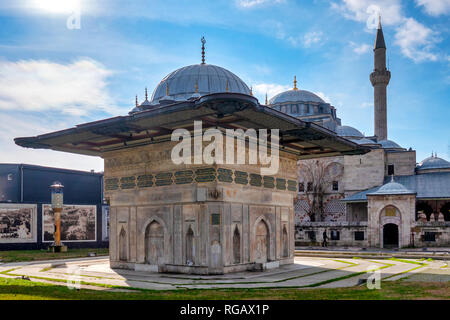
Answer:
[15, 44, 366, 274]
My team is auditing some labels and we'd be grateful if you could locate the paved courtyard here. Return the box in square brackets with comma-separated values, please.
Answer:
[0, 256, 448, 291]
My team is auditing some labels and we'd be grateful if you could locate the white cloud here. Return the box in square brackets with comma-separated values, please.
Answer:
[394, 18, 439, 62]
[252, 83, 290, 101]
[235, 0, 284, 8]
[351, 43, 371, 54]
[0, 58, 119, 116]
[315, 92, 332, 104]
[300, 31, 324, 48]
[331, 0, 404, 26]
[333, 0, 442, 63]
[416, 0, 450, 16]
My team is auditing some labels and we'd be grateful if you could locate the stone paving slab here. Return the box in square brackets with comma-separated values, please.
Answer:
[1, 256, 448, 291]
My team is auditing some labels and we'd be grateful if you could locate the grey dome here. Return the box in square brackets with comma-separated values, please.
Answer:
[269, 89, 325, 105]
[336, 125, 364, 138]
[349, 138, 380, 146]
[151, 64, 250, 103]
[417, 155, 450, 171]
[369, 178, 414, 195]
[378, 139, 403, 150]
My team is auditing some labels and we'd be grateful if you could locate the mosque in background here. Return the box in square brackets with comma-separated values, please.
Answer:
[268, 20, 450, 248]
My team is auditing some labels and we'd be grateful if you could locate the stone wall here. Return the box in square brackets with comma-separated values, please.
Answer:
[343, 149, 385, 193]
[295, 222, 368, 246]
[385, 150, 416, 176]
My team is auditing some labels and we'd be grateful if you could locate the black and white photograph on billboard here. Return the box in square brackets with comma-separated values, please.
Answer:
[0, 204, 37, 243]
[102, 205, 109, 241]
[42, 204, 96, 242]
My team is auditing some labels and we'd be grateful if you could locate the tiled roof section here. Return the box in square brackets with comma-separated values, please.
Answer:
[342, 172, 450, 202]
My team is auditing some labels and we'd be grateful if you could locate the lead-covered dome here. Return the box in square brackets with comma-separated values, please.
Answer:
[417, 154, 450, 172]
[336, 125, 364, 138]
[368, 177, 415, 195]
[151, 64, 250, 103]
[269, 89, 325, 105]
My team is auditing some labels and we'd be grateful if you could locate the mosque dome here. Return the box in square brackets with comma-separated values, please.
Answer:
[150, 64, 250, 103]
[369, 177, 414, 195]
[349, 138, 380, 146]
[269, 89, 324, 105]
[417, 154, 450, 172]
[336, 125, 364, 139]
[378, 139, 403, 150]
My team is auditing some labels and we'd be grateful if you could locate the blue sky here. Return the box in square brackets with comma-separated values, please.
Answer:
[0, 0, 449, 171]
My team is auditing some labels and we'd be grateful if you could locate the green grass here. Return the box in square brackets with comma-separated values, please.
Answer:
[0, 277, 447, 300]
[0, 248, 109, 263]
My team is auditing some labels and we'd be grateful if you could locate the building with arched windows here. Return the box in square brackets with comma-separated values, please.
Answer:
[270, 20, 450, 248]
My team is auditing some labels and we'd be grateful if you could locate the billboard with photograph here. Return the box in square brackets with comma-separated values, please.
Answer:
[42, 204, 96, 242]
[0, 204, 37, 243]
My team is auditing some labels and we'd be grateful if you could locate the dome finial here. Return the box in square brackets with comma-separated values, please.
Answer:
[265, 93, 268, 105]
[293, 76, 298, 91]
[145, 87, 148, 100]
[135, 95, 138, 107]
[195, 80, 199, 93]
[225, 80, 229, 92]
[201, 36, 206, 64]
[250, 86, 253, 96]
[166, 83, 169, 96]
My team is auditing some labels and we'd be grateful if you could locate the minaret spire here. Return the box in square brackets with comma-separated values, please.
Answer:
[370, 13, 390, 141]
[201, 36, 206, 64]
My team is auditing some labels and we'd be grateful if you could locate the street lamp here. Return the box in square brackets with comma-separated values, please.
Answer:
[50, 181, 67, 252]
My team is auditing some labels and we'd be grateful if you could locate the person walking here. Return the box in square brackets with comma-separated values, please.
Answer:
[322, 229, 328, 247]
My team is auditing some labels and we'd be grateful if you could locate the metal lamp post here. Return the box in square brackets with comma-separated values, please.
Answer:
[50, 181, 67, 252]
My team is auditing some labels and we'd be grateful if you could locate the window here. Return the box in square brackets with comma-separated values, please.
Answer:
[291, 104, 298, 114]
[354, 231, 364, 241]
[424, 232, 436, 242]
[308, 231, 316, 241]
[388, 164, 395, 176]
[7, 174, 13, 181]
[307, 182, 313, 192]
[298, 182, 305, 192]
[330, 230, 340, 240]
[332, 181, 339, 191]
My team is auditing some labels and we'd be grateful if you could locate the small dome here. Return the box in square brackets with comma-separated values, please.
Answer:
[369, 178, 414, 195]
[336, 125, 364, 138]
[151, 64, 250, 103]
[417, 155, 450, 171]
[349, 138, 380, 146]
[269, 89, 325, 105]
[378, 139, 403, 150]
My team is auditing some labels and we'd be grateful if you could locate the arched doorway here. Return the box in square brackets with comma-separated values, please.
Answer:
[186, 226, 195, 265]
[233, 226, 241, 264]
[383, 224, 399, 248]
[119, 227, 127, 261]
[255, 219, 269, 263]
[282, 225, 289, 258]
[145, 221, 164, 265]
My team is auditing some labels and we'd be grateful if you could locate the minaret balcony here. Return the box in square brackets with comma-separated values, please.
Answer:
[370, 70, 391, 86]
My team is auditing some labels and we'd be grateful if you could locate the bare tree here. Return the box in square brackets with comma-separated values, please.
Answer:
[298, 159, 343, 222]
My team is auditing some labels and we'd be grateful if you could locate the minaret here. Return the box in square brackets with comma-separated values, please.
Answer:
[370, 16, 391, 141]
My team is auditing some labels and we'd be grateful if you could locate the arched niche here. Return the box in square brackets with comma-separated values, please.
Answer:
[145, 221, 164, 265]
[119, 227, 127, 261]
[233, 225, 241, 264]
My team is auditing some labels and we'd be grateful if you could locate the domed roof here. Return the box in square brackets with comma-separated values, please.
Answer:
[269, 89, 325, 105]
[349, 138, 380, 146]
[336, 125, 364, 138]
[378, 139, 403, 150]
[150, 64, 250, 103]
[417, 154, 450, 171]
[369, 177, 415, 195]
